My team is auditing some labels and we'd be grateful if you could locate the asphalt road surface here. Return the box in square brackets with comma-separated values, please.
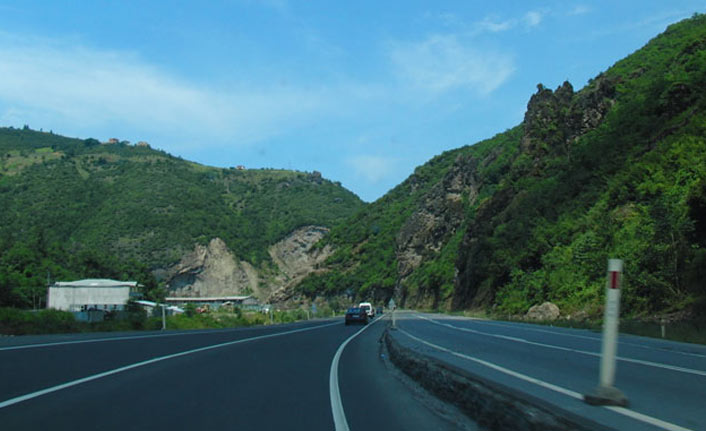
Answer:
[391, 312, 706, 431]
[0, 317, 471, 431]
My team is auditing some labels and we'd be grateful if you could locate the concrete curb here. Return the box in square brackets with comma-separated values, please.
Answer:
[384, 328, 608, 431]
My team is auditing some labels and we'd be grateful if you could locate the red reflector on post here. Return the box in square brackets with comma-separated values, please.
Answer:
[610, 271, 620, 289]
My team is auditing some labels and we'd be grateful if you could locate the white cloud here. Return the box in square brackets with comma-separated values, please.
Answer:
[524, 11, 543, 27]
[471, 9, 547, 35]
[0, 33, 334, 147]
[476, 17, 514, 33]
[567, 5, 591, 16]
[388, 34, 515, 96]
[347, 155, 397, 184]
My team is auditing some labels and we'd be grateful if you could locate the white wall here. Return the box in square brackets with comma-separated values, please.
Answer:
[47, 286, 130, 311]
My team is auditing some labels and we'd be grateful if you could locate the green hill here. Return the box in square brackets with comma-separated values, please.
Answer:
[295, 13, 706, 318]
[0, 128, 364, 307]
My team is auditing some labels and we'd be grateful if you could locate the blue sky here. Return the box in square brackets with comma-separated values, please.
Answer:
[0, 1, 703, 202]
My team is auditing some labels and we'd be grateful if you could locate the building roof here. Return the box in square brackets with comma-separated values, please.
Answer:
[134, 300, 158, 307]
[165, 296, 252, 302]
[52, 279, 139, 288]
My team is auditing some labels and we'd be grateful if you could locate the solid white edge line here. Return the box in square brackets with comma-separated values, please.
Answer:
[329, 316, 382, 431]
[399, 327, 695, 431]
[432, 314, 706, 359]
[416, 315, 706, 377]
[0, 321, 339, 409]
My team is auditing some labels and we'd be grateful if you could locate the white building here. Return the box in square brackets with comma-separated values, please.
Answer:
[47, 279, 139, 312]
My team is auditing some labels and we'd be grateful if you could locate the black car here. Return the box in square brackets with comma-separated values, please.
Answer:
[345, 307, 368, 325]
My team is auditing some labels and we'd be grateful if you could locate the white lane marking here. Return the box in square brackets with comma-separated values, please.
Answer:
[0, 321, 339, 409]
[398, 328, 694, 431]
[417, 315, 706, 377]
[0, 322, 334, 352]
[435, 315, 706, 359]
[329, 316, 382, 431]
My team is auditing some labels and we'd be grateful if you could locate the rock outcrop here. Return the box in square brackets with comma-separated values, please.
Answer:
[166, 238, 260, 298]
[522, 78, 616, 162]
[396, 154, 480, 305]
[454, 79, 617, 309]
[269, 226, 331, 280]
[165, 226, 333, 303]
[267, 226, 333, 303]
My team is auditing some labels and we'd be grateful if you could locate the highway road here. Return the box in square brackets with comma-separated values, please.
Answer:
[391, 312, 706, 431]
[2, 313, 704, 431]
[0, 317, 471, 431]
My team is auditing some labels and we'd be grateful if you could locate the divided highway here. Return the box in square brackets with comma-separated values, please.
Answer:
[391, 312, 706, 431]
[0, 317, 466, 431]
[3, 313, 704, 430]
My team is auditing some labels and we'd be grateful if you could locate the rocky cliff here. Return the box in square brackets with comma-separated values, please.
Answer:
[165, 226, 333, 303]
[166, 238, 261, 298]
[395, 153, 480, 305]
[454, 78, 618, 308]
[297, 14, 706, 317]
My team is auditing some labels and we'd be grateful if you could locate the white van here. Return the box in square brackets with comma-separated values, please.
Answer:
[359, 302, 374, 318]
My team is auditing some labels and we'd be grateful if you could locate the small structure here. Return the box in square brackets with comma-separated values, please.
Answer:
[134, 300, 184, 316]
[165, 296, 256, 311]
[47, 279, 139, 312]
[136, 141, 150, 147]
[236, 165, 246, 170]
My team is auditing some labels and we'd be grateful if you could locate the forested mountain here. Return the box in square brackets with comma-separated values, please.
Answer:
[295, 14, 706, 317]
[0, 128, 364, 307]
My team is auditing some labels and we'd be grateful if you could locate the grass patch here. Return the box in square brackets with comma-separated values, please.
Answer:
[0, 307, 330, 336]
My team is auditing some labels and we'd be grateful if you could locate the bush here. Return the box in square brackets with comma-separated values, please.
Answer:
[0, 307, 80, 335]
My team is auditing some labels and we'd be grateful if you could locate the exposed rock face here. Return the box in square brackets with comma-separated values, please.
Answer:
[269, 226, 331, 280]
[267, 226, 333, 303]
[396, 154, 480, 304]
[454, 79, 617, 309]
[521, 79, 616, 164]
[526, 302, 561, 321]
[167, 238, 260, 298]
[165, 226, 333, 303]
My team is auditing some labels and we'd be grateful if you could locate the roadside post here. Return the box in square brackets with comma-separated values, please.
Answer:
[160, 303, 167, 331]
[661, 317, 666, 339]
[584, 259, 629, 406]
[388, 298, 397, 329]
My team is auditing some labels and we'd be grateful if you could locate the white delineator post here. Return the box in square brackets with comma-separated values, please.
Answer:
[388, 298, 397, 329]
[600, 259, 621, 387]
[584, 259, 629, 406]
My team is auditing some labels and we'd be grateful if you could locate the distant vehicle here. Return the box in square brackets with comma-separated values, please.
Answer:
[376, 307, 383, 315]
[345, 307, 368, 325]
[359, 302, 374, 318]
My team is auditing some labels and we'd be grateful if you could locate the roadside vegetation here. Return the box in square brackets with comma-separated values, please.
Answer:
[296, 14, 706, 322]
[0, 304, 339, 336]
[0, 127, 364, 309]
